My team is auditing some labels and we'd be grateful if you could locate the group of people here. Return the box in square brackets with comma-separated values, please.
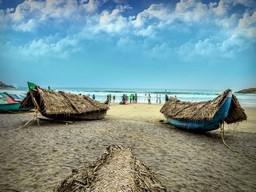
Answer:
[145, 94, 161, 104]
[120, 94, 138, 104]
[156, 95, 162, 104]
[129, 94, 138, 103]
[91, 93, 171, 104]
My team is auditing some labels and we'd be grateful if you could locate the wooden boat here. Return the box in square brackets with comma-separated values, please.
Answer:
[160, 89, 247, 132]
[0, 92, 32, 112]
[21, 82, 109, 120]
[0, 92, 21, 112]
[5, 92, 25, 102]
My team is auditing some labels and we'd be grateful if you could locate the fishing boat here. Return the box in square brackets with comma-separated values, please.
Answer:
[0, 92, 31, 112]
[5, 92, 25, 102]
[0, 92, 21, 112]
[21, 82, 109, 120]
[160, 89, 247, 132]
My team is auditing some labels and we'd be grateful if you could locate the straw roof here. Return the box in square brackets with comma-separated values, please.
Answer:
[54, 145, 166, 192]
[20, 92, 34, 108]
[21, 87, 108, 116]
[224, 94, 247, 124]
[160, 89, 247, 124]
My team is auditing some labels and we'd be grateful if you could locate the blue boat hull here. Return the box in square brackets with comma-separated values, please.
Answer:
[165, 96, 232, 132]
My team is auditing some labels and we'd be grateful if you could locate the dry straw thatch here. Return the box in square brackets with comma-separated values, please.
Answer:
[21, 87, 109, 120]
[21, 92, 34, 108]
[54, 145, 166, 192]
[160, 89, 247, 124]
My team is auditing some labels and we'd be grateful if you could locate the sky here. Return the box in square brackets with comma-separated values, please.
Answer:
[0, 0, 255, 90]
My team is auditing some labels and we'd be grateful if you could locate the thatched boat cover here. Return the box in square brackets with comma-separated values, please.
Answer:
[160, 89, 247, 124]
[20, 92, 34, 108]
[54, 145, 166, 192]
[21, 87, 108, 116]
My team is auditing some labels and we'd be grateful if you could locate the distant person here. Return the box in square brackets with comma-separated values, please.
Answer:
[126, 94, 129, 103]
[156, 95, 159, 103]
[148, 94, 151, 104]
[113, 95, 116, 103]
[129, 94, 133, 103]
[105, 95, 110, 106]
[159, 95, 161, 104]
[134, 93, 137, 103]
[121, 94, 126, 104]
[165, 94, 168, 102]
[92, 94, 95, 99]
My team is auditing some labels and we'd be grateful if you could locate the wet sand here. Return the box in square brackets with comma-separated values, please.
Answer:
[0, 104, 256, 191]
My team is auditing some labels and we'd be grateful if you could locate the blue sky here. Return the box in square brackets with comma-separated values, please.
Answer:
[0, 0, 255, 90]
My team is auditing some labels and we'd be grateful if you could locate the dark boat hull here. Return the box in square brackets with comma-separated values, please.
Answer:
[41, 110, 107, 120]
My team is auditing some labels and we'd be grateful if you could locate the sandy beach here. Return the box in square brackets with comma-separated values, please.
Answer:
[0, 104, 256, 191]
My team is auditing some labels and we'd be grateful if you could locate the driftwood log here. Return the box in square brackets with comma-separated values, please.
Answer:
[54, 145, 166, 192]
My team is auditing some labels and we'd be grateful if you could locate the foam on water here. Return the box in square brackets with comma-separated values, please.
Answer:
[2, 87, 256, 107]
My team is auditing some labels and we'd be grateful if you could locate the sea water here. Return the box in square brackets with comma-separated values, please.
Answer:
[2, 87, 256, 107]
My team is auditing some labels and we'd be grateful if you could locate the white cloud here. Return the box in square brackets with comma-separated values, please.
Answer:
[1, 0, 255, 60]
[179, 38, 217, 59]
[100, 9, 120, 24]
[19, 35, 80, 58]
[174, 0, 208, 22]
[132, 0, 208, 26]
[178, 33, 249, 60]
[237, 11, 256, 40]
[97, 5, 130, 33]
[134, 25, 156, 37]
[0, 9, 6, 24]
[219, 35, 244, 53]
[3, 0, 83, 32]
[145, 4, 170, 20]
[212, 0, 228, 16]
[216, 13, 239, 28]
[117, 36, 137, 50]
[132, 13, 144, 28]
[131, 3, 171, 28]
[14, 19, 36, 32]
[43, 0, 80, 20]
[82, 0, 101, 13]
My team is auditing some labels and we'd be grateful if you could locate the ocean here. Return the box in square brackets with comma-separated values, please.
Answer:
[2, 87, 256, 107]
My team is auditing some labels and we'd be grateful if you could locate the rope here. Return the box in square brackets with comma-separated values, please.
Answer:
[0, 108, 39, 135]
[220, 123, 234, 151]
[220, 123, 256, 160]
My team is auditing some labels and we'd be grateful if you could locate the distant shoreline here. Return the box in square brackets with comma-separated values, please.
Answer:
[236, 88, 256, 94]
[0, 81, 15, 89]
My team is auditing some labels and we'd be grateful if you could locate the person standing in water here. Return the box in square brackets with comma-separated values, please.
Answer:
[148, 94, 151, 104]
